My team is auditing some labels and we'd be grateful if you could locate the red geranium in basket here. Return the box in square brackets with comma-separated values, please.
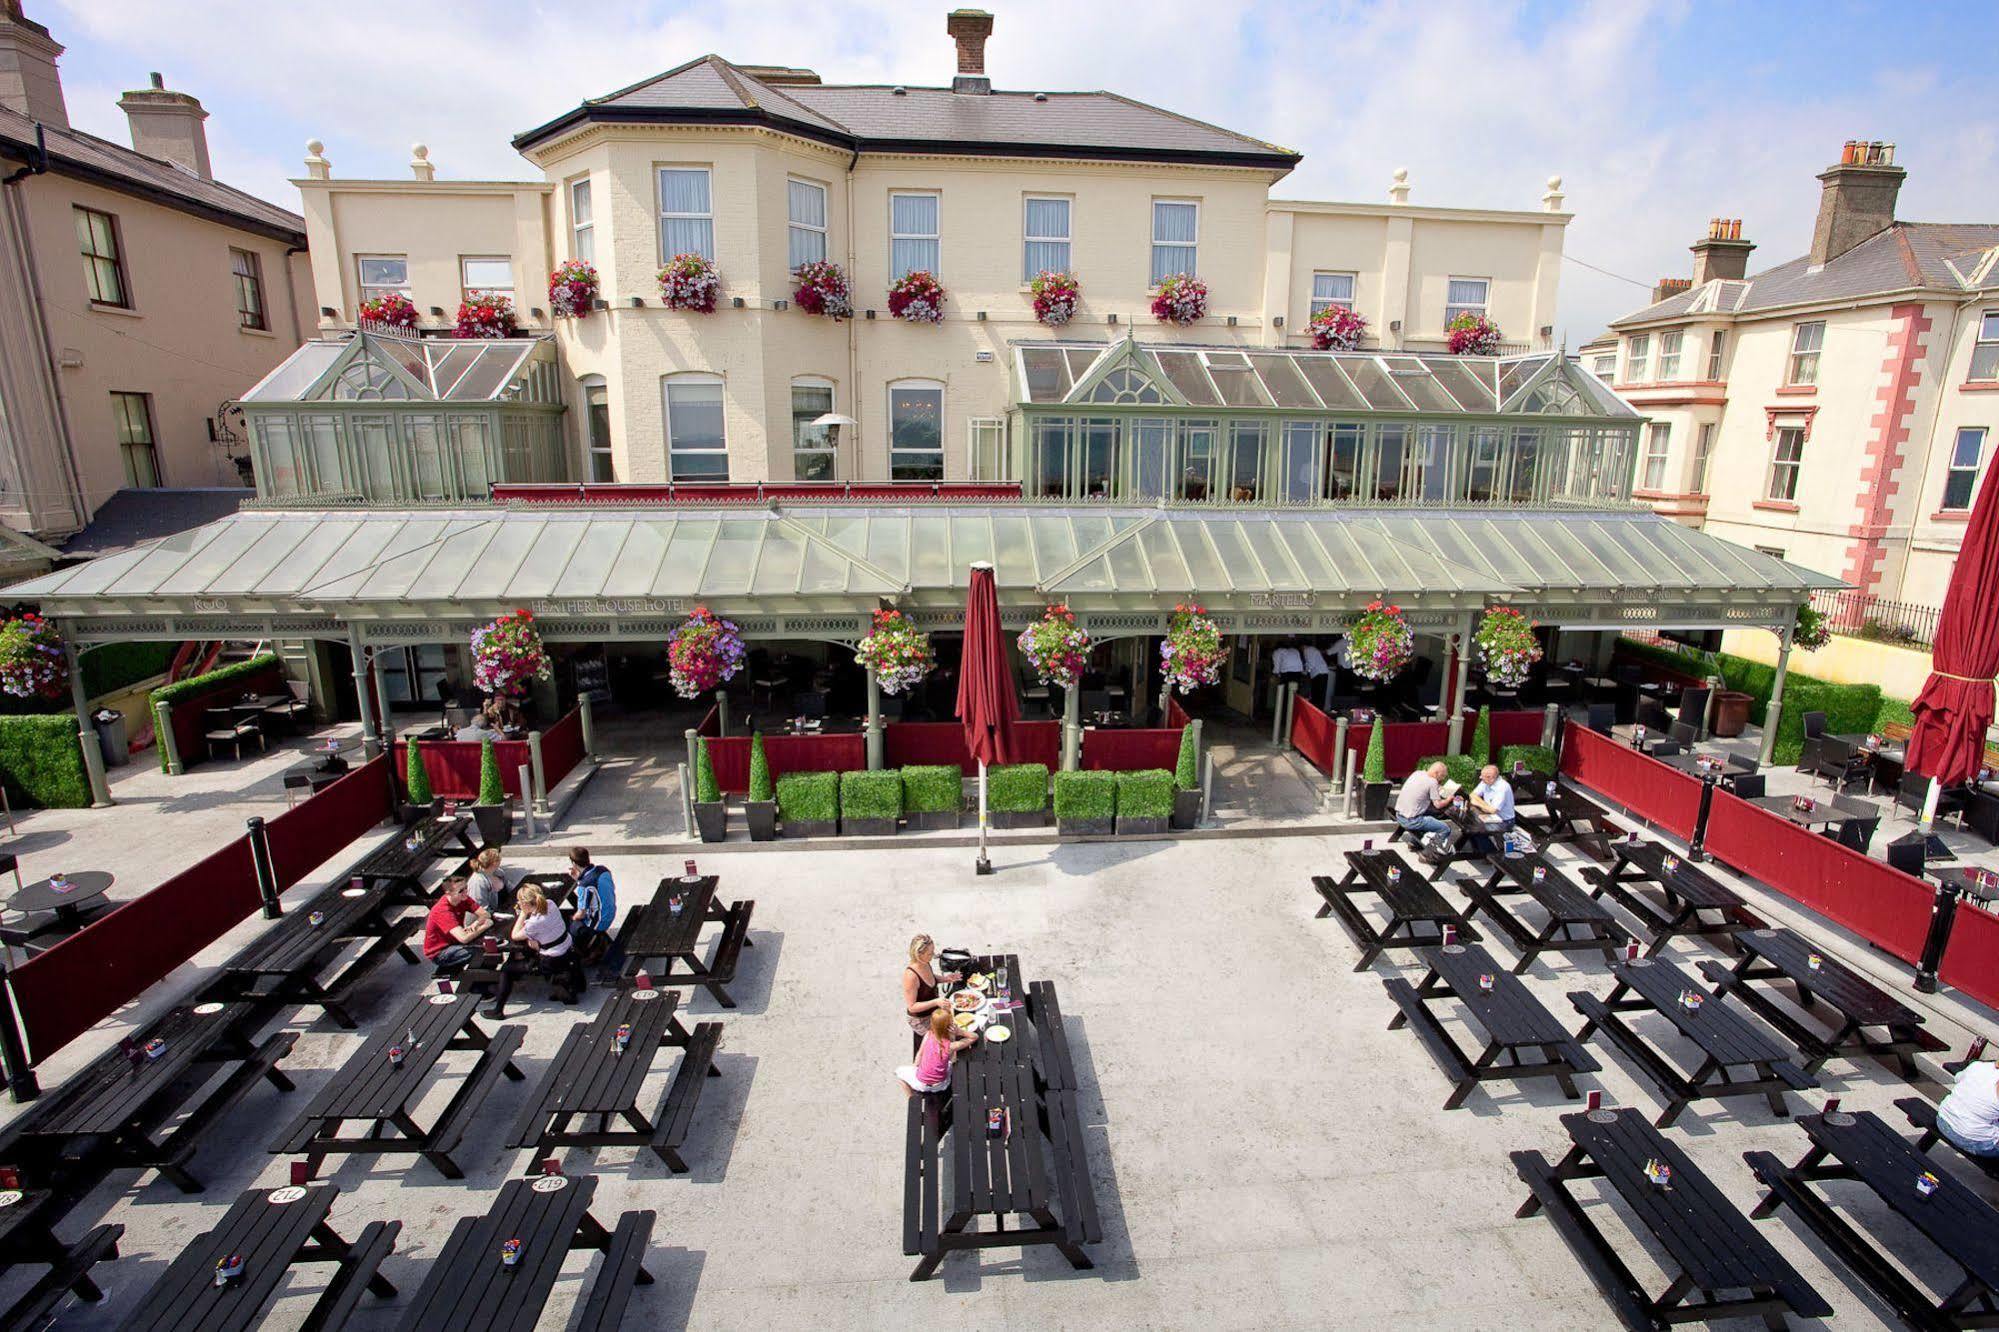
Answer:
[792, 260, 852, 320]
[454, 291, 517, 338]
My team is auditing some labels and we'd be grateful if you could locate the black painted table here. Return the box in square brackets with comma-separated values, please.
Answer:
[217, 880, 419, 1028]
[1459, 850, 1626, 973]
[1749, 791, 1879, 834]
[8, 871, 112, 938]
[349, 814, 479, 905]
[1583, 837, 1750, 956]
[1517, 785, 1620, 860]
[1702, 926, 1945, 1076]
[1313, 849, 1480, 972]
[1385, 942, 1599, 1109]
[617, 875, 756, 1008]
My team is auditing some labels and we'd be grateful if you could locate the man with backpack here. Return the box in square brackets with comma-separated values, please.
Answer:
[566, 846, 618, 966]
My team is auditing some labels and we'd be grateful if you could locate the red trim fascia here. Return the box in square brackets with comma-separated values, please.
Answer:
[1929, 510, 1972, 522]
[1959, 382, 1999, 392]
[1751, 499, 1801, 513]
[1763, 404, 1821, 440]
[1773, 384, 1818, 396]
[1839, 302, 1932, 593]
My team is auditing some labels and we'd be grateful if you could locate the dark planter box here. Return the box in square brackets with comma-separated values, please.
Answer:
[842, 816, 898, 837]
[783, 818, 838, 839]
[1360, 781, 1394, 821]
[1171, 788, 1202, 830]
[471, 799, 513, 847]
[906, 809, 960, 831]
[1058, 816, 1115, 837]
[990, 809, 1047, 829]
[1117, 815, 1170, 837]
[693, 801, 727, 843]
[399, 798, 442, 827]
[745, 800, 777, 842]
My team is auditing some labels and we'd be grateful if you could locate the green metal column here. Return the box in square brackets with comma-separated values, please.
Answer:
[1760, 624, 1794, 766]
[65, 632, 111, 807]
[349, 628, 381, 759]
[1062, 683, 1081, 771]
[865, 669, 883, 770]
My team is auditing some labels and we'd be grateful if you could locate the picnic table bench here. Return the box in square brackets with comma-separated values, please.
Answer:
[348, 813, 479, 905]
[1700, 927, 1945, 1077]
[384, 1173, 654, 1332]
[1313, 850, 1480, 971]
[272, 991, 525, 1180]
[1571, 956, 1815, 1127]
[1516, 785, 1620, 861]
[614, 874, 756, 1009]
[1513, 1106, 1831, 1330]
[122, 1181, 398, 1332]
[213, 880, 419, 1029]
[0, 1188, 121, 1329]
[1458, 851, 1626, 974]
[1898, 1094, 1999, 1181]
[1, 1000, 294, 1196]
[1580, 837, 1752, 956]
[506, 984, 723, 1174]
[1417, 798, 1516, 881]
[1384, 942, 1599, 1109]
[1747, 1109, 1999, 1330]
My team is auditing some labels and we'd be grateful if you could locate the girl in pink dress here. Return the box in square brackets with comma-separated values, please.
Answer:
[897, 1006, 977, 1096]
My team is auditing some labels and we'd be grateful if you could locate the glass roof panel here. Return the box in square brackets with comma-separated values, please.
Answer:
[1339, 357, 1411, 410]
[1272, 520, 1341, 588]
[1202, 352, 1272, 408]
[596, 522, 667, 596]
[1165, 521, 1228, 590]
[372, 336, 430, 390]
[1420, 356, 1497, 410]
[153, 518, 274, 594]
[1064, 348, 1105, 382]
[450, 344, 528, 400]
[1247, 354, 1321, 409]
[1296, 357, 1366, 411]
[909, 514, 952, 585]
[797, 534, 854, 593]
[751, 523, 805, 594]
[550, 521, 631, 597]
[1020, 348, 1070, 403]
[253, 520, 362, 597]
[1237, 521, 1305, 587]
[698, 518, 766, 596]
[1377, 357, 1459, 413]
[991, 514, 1037, 579]
[502, 521, 587, 599]
[1569, 365, 1639, 417]
[1153, 351, 1221, 406]
[240, 342, 345, 402]
[1102, 527, 1152, 590]
[427, 344, 484, 398]
[1497, 356, 1549, 403]
[653, 522, 717, 597]
[352, 519, 466, 598]
[948, 513, 997, 570]
[863, 516, 910, 579]
[1133, 520, 1190, 589]
[1028, 515, 1080, 573]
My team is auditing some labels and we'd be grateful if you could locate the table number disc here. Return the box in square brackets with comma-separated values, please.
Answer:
[1626, 957, 1654, 968]
[267, 1185, 307, 1205]
[342, 887, 367, 898]
[1585, 1109, 1618, 1125]
[427, 993, 459, 1006]
[532, 1174, 569, 1193]
[1440, 944, 1466, 956]
[628, 989, 659, 1002]
[1753, 928, 1778, 938]
[0, 1190, 21, 1207]
[1824, 1111, 1857, 1128]
[192, 1002, 226, 1015]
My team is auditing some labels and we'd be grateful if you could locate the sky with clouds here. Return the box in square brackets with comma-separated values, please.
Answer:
[40, 0, 1999, 341]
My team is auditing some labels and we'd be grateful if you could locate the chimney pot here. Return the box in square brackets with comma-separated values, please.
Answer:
[946, 8, 994, 94]
[1690, 218, 1755, 285]
[148, 70, 162, 89]
[1810, 138, 1905, 266]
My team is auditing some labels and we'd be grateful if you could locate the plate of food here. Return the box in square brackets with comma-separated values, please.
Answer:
[953, 1010, 982, 1033]
[950, 990, 985, 1013]
[984, 1023, 1011, 1043]
[964, 973, 989, 991]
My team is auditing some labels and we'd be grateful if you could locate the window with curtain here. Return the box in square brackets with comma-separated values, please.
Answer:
[1944, 427, 1987, 510]
[581, 377, 612, 482]
[1767, 426, 1806, 501]
[663, 375, 727, 479]
[788, 180, 827, 270]
[1326, 423, 1363, 499]
[1412, 424, 1454, 500]
[1444, 277, 1488, 323]
[110, 391, 159, 487]
[1023, 197, 1070, 279]
[1788, 321, 1824, 386]
[1150, 201, 1197, 284]
[1590, 355, 1615, 379]
[657, 167, 714, 262]
[888, 382, 943, 480]
[1692, 423, 1715, 492]
[1640, 422, 1671, 490]
[1624, 334, 1650, 383]
[76, 207, 128, 306]
[460, 256, 513, 302]
[1034, 417, 1072, 497]
[1310, 272, 1356, 317]
[569, 178, 594, 263]
[230, 248, 266, 330]
[1130, 418, 1169, 498]
[890, 194, 940, 278]
[1705, 330, 1726, 380]
[792, 379, 835, 481]
[1657, 330, 1683, 380]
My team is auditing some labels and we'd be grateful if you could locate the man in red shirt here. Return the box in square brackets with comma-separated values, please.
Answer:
[424, 877, 492, 973]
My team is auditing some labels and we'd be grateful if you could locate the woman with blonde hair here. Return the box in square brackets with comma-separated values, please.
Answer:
[482, 882, 582, 1018]
[896, 1004, 976, 1097]
[901, 934, 961, 1056]
[465, 846, 509, 912]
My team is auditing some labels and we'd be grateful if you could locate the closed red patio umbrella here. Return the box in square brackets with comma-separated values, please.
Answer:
[956, 561, 1018, 875]
[1906, 463, 1999, 791]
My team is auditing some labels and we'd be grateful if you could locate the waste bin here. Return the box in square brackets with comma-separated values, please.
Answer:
[1711, 691, 1753, 739]
[92, 707, 129, 768]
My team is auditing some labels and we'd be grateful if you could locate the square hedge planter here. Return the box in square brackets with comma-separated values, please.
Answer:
[1360, 781, 1394, 821]
[399, 798, 443, 828]
[745, 800, 777, 842]
[783, 819, 838, 839]
[990, 809, 1047, 830]
[693, 801, 727, 843]
[1058, 816, 1116, 837]
[842, 816, 898, 837]
[906, 809, 960, 831]
[472, 799, 513, 847]
[1117, 815, 1170, 837]
[1171, 789, 1202, 831]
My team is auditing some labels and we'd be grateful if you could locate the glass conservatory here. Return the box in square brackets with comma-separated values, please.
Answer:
[1009, 338, 1642, 506]
[236, 329, 570, 503]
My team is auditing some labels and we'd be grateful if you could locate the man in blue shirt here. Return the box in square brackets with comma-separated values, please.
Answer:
[1469, 764, 1516, 853]
[566, 847, 617, 964]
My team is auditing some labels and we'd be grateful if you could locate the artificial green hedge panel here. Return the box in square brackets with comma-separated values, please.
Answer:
[1416, 754, 1482, 789]
[775, 770, 837, 824]
[987, 763, 1048, 812]
[1114, 768, 1175, 819]
[1498, 744, 1557, 775]
[80, 641, 176, 699]
[149, 653, 282, 772]
[840, 769, 904, 820]
[901, 765, 961, 814]
[0, 714, 89, 808]
[1174, 726, 1198, 790]
[1052, 769, 1115, 819]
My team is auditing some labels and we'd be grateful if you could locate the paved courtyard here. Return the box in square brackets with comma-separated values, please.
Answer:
[1, 797, 1993, 1328]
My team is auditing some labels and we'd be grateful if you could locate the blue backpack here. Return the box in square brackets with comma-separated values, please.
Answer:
[573, 865, 616, 934]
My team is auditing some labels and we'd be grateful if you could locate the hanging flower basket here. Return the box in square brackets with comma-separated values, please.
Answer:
[1151, 274, 1207, 327]
[1348, 601, 1414, 684]
[1445, 312, 1502, 355]
[1029, 270, 1080, 327]
[0, 612, 66, 700]
[1018, 604, 1092, 690]
[1160, 602, 1226, 695]
[454, 291, 516, 338]
[658, 253, 720, 313]
[854, 607, 935, 695]
[470, 609, 552, 700]
[358, 291, 418, 330]
[792, 260, 852, 320]
[548, 260, 599, 319]
[667, 606, 746, 698]
[1308, 303, 1368, 351]
[887, 270, 946, 325]
[1795, 602, 1832, 652]
[1474, 607, 1542, 689]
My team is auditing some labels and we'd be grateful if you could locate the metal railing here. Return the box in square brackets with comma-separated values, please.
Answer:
[1809, 589, 1941, 648]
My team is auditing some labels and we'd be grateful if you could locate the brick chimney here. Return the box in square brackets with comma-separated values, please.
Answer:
[1690, 217, 1754, 285]
[118, 72, 210, 179]
[1652, 277, 1692, 304]
[1810, 140, 1903, 267]
[946, 8, 993, 95]
[0, 2, 67, 129]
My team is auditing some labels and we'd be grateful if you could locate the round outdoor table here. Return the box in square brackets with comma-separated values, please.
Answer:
[302, 736, 360, 772]
[11, 871, 113, 927]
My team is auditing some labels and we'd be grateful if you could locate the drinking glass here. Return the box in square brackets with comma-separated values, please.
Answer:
[996, 964, 1009, 995]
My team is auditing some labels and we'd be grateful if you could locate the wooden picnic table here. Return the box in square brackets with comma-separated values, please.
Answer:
[1701, 926, 1945, 1077]
[1931, 864, 1999, 907]
[505, 985, 723, 1174]
[1581, 837, 1750, 956]
[616, 874, 756, 1009]
[1570, 956, 1815, 1127]
[1419, 797, 1514, 880]
[271, 991, 525, 1180]
[348, 813, 479, 905]
[1516, 785, 1619, 860]
[1384, 942, 1599, 1109]
[1747, 1109, 1999, 1329]
[215, 880, 420, 1029]
[122, 1181, 398, 1332]
[1312, 849, 1480, 972]
[388, 1173, 654, 1332]
[1748, 791, 1879, 834]
[0, 1186, 121, 1328]
[1458, 850, 1626, 973]
[904, 955, 1099, 1282]
[1513, 1107, 1831, 1331]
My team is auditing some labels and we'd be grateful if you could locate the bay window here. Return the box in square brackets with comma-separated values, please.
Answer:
[1624, 334, 1649, 384]
[569, 177, 594, 263]
[1657, 330, 1683, 380]
[1640, 422, 1670, 490]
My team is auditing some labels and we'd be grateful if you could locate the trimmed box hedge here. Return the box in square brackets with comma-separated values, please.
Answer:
[840, 768, 904, 821]
[1498, 744, 1557, 775]
[1416, 754, 1481, 789]
[901, 764, 961, 815]
[775, 770, 838, 824]
[987, 763, 1049, 813]
[1114, 768, 1175, 820]
[0, 714, 90, 808]
[1052, 769, 1115, 820]
[1174, 726, 1198, 790]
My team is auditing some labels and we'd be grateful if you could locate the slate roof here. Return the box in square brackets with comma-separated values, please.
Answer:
[1610, 222, 1999, 328]
[61, 488, 251, 559]
[514, 55, 1299, 170]
[0, 106, 304, 243]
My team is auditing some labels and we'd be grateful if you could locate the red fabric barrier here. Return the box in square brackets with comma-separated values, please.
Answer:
[696, 705, 721, 738]
[699, 732, 865, 794]
[265, 756, 391, 891]
[1166, 697, 1191, 730]
[1489, 710, 1547, 749]
[1341, 721, 1451, 780]
[883, 721, 1060, 771]
[1081, 728, 1181, 772]
[1702, 792, 1934, 966]
[393, 738, 529, 800]
[1557, 723, 1705, 838]
[1290, 699, 1341, 777]
[538, 708, 587, 789]
[1940, 901, 1999, 1010]
[167, 662, 284, 768]
[8, 837, 261, 1063]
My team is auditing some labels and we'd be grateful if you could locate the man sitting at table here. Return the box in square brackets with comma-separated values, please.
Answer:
[1394, 762, 1454, 842]
[1468, 764, 1517, 853]
[1938, 1048, 1999, 1159]
[565, 847, 618, 965]
[423, 876, 493, 973]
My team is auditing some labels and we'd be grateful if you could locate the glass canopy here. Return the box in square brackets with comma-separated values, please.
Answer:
[240, 330, 557, 404]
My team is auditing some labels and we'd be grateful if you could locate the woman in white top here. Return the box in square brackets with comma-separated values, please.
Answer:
[482, 884, 581, 1018]
[465, 847, 510, 912]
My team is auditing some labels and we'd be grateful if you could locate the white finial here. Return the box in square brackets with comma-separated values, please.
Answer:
[1542, 174, 1566, 212]
[411, 143, 428, 160]
[304, 138, 330, 180]
[410, 142, 434, 182]
[1389, 167, 1411, 205]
